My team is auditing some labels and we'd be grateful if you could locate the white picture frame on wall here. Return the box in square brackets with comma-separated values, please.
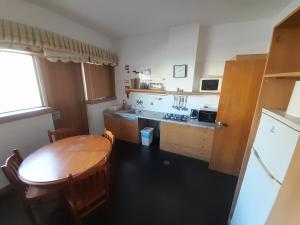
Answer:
[173, 64, 187, 78]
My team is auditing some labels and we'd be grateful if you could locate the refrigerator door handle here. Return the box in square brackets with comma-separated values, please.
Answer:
[253, 148, 282, 185]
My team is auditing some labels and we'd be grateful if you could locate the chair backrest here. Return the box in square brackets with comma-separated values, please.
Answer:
[48, 127, 77, 143]
[1, 149, 27, 194]
[103, 129, 115, 145]
[65, 161, 109, 217]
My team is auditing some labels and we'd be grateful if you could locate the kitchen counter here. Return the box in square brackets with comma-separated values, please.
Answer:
[104, 109, 216, 161]
[103, 109, 218, 129]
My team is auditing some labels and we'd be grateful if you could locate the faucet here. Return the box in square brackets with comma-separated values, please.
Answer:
[136, 99, 143, 105]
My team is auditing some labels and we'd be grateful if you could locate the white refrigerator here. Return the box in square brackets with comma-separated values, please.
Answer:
[231, 109, 300, 225]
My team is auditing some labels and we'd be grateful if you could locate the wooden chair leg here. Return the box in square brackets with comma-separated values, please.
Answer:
[23, 200, 38, 225]
[73, 215, 82, 225]
[104, 165, 112, 216]
[106, 194, 112, 217]
[64, 198, 82, 225]
[66, 208, 81, 225]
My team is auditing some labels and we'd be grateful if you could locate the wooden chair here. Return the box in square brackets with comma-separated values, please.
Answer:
[103, 129, 115, 146]
[64, 161, 111, 223]
[102, 129, 114, 178]
[1, 149, 50, 225]
[48, 127, 77, 143]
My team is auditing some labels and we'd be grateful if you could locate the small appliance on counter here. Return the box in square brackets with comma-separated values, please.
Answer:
[139, 82, 149, 89]
[137, 82, 164, 90]
[130, 78, 140, 89]
[163, 113, 189, 122]
[149, 82, 164, 90]
[198, 108, 217, 123]
[190, 109, 199, 119]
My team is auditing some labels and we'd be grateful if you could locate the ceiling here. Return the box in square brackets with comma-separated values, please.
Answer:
[26, 0, 292, 39]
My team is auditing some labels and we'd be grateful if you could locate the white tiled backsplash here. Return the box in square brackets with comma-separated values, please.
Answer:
[128, 92, 219, 115]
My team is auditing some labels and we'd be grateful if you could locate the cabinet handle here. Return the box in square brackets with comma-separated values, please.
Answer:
[253, 148, 282, 185]
[216, 121, 228, 128]
[270, 126, 275, 133]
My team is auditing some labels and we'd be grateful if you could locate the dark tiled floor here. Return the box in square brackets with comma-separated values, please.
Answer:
[0, 139, 237, 225]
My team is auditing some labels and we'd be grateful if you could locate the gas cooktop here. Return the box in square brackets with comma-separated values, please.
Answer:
[163, 113, 189, 122]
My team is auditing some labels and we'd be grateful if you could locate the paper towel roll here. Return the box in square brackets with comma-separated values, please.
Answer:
[287, 81, 300, 118]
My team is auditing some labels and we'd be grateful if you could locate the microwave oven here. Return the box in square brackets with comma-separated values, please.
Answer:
[198, 109, 217, 123]
[200, 78, 222, 93]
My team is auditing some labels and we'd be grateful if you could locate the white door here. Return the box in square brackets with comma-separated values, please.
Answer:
[253, 113, 299, 183]
[231, 150, 281, 225]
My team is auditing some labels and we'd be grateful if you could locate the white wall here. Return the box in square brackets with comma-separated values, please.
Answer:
[86, 100, 117, 135]
[115, 31, 169, 97]
[0, 114, 54, 189]
[165, 24, 200, 91]
[115, 20, 273, 112]
[114, 24, 201, 102]
[199, 19, 273, 76]
[273, 0, 300, 25]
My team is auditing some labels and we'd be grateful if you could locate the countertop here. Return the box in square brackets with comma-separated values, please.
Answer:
[103, 109, 218, 129]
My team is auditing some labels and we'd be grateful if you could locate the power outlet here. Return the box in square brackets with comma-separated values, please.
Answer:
[52, 111, 61, 121]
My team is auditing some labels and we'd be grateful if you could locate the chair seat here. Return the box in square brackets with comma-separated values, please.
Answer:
[25, 186, 50, 200]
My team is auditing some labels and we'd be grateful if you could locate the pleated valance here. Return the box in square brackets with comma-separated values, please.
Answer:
[0, 19, 118, 66]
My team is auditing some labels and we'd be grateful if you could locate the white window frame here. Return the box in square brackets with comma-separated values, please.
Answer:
[0, 50, 47, 114]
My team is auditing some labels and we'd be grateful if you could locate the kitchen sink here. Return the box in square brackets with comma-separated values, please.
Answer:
[115, 109, 136, 114]
[113, 109, 139, 120]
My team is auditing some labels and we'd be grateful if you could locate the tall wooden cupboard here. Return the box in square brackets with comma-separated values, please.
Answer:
[209, 54, 267, 176]
[229, 7, 300, 225]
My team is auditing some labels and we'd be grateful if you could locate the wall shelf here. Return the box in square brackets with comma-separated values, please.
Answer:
[165, 91, 219, 96]
[127, 88, 219, 96]
[264, 71, 300, 78]
[127, 88, 165, 94]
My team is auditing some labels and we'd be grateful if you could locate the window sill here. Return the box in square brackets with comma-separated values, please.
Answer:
[86, 96, 116, 105]
[0, 107, 53, 124]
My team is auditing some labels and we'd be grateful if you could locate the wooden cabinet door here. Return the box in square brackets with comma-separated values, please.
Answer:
[104, 115, 139, 144]
[266, 139, 300, 225]
[209, 56, 266, 176]
[104, 115, 120, 138]
[160, 122, 214, 161]
[38, 58, 89, 135]
[119, 119, 140, 144]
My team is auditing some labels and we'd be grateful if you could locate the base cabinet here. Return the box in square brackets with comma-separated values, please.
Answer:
[104, 115, 140, 144]
[119, 119, 140, 143]
[160, 122, 214, 162]
[104, 115, 120, 138]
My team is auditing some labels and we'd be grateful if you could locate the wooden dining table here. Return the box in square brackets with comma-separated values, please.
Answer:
[18, 135, 111, 187]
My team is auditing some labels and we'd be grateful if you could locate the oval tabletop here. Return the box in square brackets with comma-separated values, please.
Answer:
[18, 135, 111, 186]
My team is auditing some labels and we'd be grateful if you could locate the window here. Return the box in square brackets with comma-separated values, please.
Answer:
[0, 51, 44, 114]
[82, 63, 116, 104]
